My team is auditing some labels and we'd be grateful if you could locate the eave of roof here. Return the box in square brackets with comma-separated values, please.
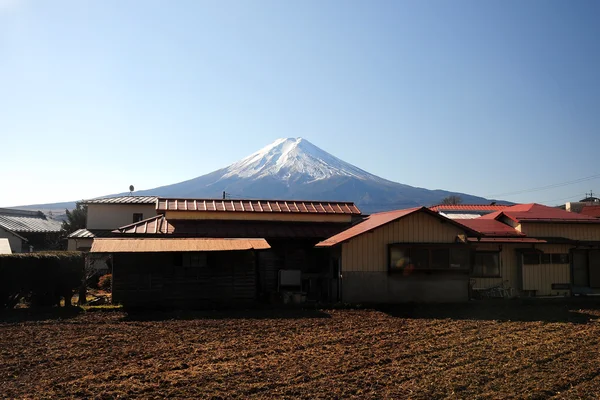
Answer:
[90, 238, 271, 253]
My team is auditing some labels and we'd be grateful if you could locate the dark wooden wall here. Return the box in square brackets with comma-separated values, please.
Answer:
[112, 251, 257, 307]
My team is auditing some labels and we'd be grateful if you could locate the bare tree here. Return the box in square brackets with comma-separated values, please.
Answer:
[441, 195, 462, 205]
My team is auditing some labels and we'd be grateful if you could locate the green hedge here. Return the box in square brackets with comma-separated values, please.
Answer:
[0, 252, 84, 308]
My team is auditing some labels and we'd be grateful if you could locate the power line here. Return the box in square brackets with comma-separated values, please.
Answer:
[486, 173, 600, 198]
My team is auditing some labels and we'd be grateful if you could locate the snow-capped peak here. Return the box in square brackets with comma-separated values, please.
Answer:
[220, 137, 382, 183]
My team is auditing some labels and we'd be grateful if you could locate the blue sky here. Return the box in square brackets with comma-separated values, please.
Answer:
[1, 0, 599, 207]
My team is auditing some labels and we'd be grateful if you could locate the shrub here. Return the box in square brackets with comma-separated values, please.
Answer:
[0, 252, 84, 308]
[98, 274, 112, 292]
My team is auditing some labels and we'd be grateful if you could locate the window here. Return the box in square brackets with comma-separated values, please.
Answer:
[473, 252, 500, 277]
[133, 213, 144, 223]
[389, 245, 470, 271]
[523, 253, 540, 265]
[523, 253, 570, 265]
[552, 254, 569, 264]
[169, 252, 208, 281]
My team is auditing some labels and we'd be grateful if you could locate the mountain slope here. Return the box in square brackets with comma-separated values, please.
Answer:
[16, 137, 496, 214]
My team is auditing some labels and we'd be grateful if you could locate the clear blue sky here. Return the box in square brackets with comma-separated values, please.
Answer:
[1, 0, 599, 207]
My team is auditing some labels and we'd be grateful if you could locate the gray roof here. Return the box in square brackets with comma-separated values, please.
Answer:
[81, 196, 158, 205]
[0, 208, 62, 233]
[67, 229, 115, 239]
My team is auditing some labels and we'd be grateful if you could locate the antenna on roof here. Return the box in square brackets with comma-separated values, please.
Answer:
[129, 185, 134, 196]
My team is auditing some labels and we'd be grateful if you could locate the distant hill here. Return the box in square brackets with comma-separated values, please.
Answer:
[17, 137, 501, 214]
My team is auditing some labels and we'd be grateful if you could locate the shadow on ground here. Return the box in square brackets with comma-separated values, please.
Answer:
[122, 307, 333, 321]
[379, 298, 600, 324]
[0, 307, 84, 323]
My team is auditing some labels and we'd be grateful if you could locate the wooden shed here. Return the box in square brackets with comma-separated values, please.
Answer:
[91, 238, 270, 307]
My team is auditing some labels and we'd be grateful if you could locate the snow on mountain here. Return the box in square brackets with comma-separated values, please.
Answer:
[17, 137, 497, 213]
[220, 138, 388, 184]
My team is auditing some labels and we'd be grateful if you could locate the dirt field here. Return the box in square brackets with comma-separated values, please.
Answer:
[2, 301, 600, 399]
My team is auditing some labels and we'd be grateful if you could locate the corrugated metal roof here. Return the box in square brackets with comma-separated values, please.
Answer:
[481, 203, 600, 223]
[0, 238, 12, 254]
[454, 219, 524, 237]
[316, 207, 477, 247]
[439, 212, 485, 220]
[67, 229, 115, 239]
[82, 196, 158, 205]
[429, 204, 509, 212]
[0, 209, 62, 233]
[90, 238, 270, 253]
[114, 216, 347, 239]
[157, 198, 361, 215]
[581, 206, 600, 218]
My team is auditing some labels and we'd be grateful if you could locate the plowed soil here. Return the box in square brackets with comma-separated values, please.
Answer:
[2, 301, 600, 399]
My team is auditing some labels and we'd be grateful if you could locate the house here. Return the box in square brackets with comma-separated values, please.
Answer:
[0, 208, 63, 252]
[67, 196, 158, 251]
[91, 198, 362, 306]
[315, 207, 480, 303]
[316, 203, 600, 303]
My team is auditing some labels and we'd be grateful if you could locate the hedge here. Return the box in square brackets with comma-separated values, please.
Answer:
[0, 252, 84, 308]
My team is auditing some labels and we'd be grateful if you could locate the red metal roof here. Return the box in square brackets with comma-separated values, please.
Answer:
[480, 203, 600, 223]
[580, 206, 600, 218]
[115, 215, 170, 234]
[156, 199, 361, 215]
[453, 219, 524, 237]
[316, 207, 477, 247]
[429, 204, 509, 212]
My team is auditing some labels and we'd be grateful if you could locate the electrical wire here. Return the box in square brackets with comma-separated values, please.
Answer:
[486, 173, 600, 198]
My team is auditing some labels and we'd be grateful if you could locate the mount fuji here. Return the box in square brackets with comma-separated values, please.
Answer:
[119, 137, 491, 213]
[19, 138, 494, 214]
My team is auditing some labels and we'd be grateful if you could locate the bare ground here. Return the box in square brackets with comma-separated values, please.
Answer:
[2, 300, 600, 399]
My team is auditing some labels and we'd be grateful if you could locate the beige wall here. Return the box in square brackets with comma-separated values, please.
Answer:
[67, 238, 94, 251]
[87, 204, 157, 230]
[520, 223, 600, 241]
[165, 210, 352, 223]
[0, 226, 25, 253]
[521, 244, 572, 296]
[341, 211, 466, 273]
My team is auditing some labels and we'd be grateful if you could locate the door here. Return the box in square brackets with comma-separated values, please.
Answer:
[589, 250, 600, 288]
[572, 250, 589, 287]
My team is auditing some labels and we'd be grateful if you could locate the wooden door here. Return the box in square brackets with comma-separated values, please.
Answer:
[589, 250, 600, 288]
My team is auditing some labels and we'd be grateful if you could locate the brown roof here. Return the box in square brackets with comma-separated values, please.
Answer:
[316, 207, 476, 247]
[90, 238, 270, 253]
[157, 198, 361, 215]
[115, 216, 347, 239]
[429, 204, 509, 212]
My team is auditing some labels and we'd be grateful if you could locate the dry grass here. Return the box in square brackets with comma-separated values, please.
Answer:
[2, 301, 600, 399]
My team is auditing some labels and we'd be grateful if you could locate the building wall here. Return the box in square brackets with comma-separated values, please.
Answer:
[340, 211, 470, 303]
[164, 211, 351, 223]
[67, 238, 93, 251]
[341, 212, 466, 273]
[521, 244, 572, 296]
[87, 204, 157, 230]
[0, 226, 25, 253]
[520, 223, 600, 241]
